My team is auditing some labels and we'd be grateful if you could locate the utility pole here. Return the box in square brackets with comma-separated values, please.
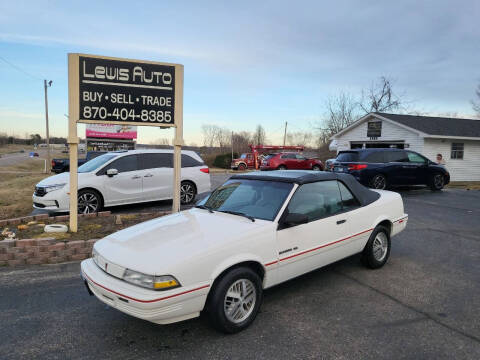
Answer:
[231, 131, 234, 161]
[283, 121, 288, 146]
[44, 80, 52, 173]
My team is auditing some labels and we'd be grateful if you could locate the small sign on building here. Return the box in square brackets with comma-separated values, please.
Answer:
[367, 121, 382, 138]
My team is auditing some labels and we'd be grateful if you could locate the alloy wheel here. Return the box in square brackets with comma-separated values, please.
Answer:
[224, 279, 257, 323]
[180, 183, 195, 204]
[433, 174, 444, 189]
[78, 193, 99, 214]
[372, 232, 388, 262]
[372, 175, 386, 189]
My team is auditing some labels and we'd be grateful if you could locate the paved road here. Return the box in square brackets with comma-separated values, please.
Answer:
[2, 187, 480, 359]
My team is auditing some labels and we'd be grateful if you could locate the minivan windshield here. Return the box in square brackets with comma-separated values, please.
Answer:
[336, 152, 359, 162]
[198, 179, 293, 221]
[78, 153, 118, 173]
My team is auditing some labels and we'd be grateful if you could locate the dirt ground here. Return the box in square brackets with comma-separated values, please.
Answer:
[1, 212, 165, 241]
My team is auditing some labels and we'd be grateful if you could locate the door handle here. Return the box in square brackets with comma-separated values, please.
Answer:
[144, 174, 153, 178]
[131, 175, 141, 179]
[336, 219, 346, 225]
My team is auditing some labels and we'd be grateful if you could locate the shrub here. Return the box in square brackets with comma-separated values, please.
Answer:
[213, 153, 238, 169]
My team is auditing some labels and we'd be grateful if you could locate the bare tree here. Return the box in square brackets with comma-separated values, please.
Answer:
[253, 125, 266, 145]
[232, 131, 252, 153]
[471, 82, 480, 117]
[286, 131, 313, 147]
[201, 124, 231, 149]
[360, 76, 403, 113]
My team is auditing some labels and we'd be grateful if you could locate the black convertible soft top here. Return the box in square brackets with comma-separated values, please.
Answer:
[230, 170, 380, 206]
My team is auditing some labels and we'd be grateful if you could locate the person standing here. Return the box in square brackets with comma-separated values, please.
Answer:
[436, 153, 446, 165]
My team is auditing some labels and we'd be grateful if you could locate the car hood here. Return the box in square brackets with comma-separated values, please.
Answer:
[94, 208, 272, 275]
[37, 172, 71, 186]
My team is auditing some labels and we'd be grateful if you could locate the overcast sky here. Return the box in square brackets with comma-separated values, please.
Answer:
[0, 0, 478, 145]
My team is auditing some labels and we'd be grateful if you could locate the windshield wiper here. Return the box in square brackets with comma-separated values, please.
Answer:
[195, 204, 214, 213]
[219, 210, 255, 222]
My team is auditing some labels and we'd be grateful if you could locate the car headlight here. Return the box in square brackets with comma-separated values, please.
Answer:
[123, 269, 181, 291]
[44, 183, 66, 193]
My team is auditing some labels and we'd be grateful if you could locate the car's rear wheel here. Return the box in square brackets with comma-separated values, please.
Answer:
[278, 165, 287, 170]
[207, 267, 263, 333]
[312, 165, 321, 171]
[361, 225, 391, 269]
[180, 181, 197, 205]
[370, 174, 387, 190]
[238, 163, 247, 171]
[430, 173, 445, 191]
[77, 189, 103, 214]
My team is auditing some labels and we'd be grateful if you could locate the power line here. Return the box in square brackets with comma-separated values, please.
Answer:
[0, 55, 43, 81]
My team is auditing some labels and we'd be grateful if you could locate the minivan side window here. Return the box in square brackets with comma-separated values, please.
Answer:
[364, 152, 385, 163]
[103, 155, 138, 173]
[139, 153, 172, 169]
[181, 154, 204, 167]
[385, 151, 408, 163]
[406, 152, 426, 163]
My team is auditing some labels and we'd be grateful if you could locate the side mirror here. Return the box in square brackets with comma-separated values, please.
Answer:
[283, 213, 309, 226]
[106, 168, 118, 177]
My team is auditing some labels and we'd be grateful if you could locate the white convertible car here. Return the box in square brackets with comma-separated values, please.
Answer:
[81, 171, 407, 333]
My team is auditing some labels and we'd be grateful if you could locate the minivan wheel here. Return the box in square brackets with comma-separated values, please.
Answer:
[370, 174, 387, 190]
[180, 181, 197, 205]
[430, 173, 445, 191]
[77, 189, 103, 214]
[207, 267, 263, 333]
[278, 165, 287, 170]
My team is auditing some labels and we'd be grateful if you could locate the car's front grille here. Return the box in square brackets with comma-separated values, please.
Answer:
[34, 187, 47, 197]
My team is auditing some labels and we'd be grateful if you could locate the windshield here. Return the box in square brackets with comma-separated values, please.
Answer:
[200, 179, 293, 221]
[240, 154, 247, 159]
[78, 153, 118, 173]
[265, 154, 277, 160]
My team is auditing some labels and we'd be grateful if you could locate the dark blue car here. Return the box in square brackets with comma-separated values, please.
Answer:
[332, 148, 450, 190]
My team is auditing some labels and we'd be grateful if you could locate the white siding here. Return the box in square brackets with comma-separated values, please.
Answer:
[334, 117, 424, 153]
[423, 138, 480, 181]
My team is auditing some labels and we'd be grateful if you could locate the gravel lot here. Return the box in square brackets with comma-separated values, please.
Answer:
[2, 175, 480, 359]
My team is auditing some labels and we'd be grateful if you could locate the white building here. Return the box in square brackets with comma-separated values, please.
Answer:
[330, 112, 480, 181]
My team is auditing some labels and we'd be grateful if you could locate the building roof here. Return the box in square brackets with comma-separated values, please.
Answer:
[375, 112, 480, 138]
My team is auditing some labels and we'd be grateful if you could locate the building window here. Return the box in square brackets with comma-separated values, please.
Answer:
[451, 143, 464, 159]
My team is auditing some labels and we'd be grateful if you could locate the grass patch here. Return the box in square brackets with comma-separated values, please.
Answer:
[2, 213, 164, 241]
[0, 173, 49, 220]
[446, 181, 480, 190]
[0, 144, 33, 156]
[1, 158, 46, 173]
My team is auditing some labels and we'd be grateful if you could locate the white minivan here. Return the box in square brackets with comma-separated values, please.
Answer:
[33, 149, 211, 213]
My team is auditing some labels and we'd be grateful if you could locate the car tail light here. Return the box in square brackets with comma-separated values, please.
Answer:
[200, 167, 209, 173]
[51, 160, 55, 167]
[348, 164, 368, 171]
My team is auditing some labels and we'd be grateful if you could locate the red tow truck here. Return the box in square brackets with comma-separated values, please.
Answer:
[231, 145, 305, 170]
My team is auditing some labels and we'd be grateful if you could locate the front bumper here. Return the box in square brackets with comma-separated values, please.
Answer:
[80, 258, 211, 325]
[32, 189, 70, 212]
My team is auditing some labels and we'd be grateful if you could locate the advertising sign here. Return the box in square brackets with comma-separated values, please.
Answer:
[70, 54, 180, 127]
[86, 124, 137, 139]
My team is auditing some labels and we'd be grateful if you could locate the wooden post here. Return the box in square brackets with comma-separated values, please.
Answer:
[68, 54, 79, 232]
[172, 65, 184, 213]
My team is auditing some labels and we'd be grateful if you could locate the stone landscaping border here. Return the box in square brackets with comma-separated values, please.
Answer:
[0, 210, 171, 267]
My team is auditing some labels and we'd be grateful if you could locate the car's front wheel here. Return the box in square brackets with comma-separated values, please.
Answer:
[361, 225, 391, 269]
[312, 165, 321, 171]
[77, 189, 103, 214]
[180, 181, 197, 205]
[278, 165, 287, 170]
[370, 174, 387, 190]
[429, 173, 445, 191]
[207, 267, 263, 333]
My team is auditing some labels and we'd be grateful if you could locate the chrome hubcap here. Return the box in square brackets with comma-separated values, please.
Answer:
[434, 175, 444, 188]
[373, 175, 386, 189]
[224, 279, 256, 323]
[78, 193, 98, 214]
[180, 183, 195, 204]
[373, 232, 388, 261]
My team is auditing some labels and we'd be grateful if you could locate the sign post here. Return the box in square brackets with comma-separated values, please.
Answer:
[68, 53, 183, 232]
